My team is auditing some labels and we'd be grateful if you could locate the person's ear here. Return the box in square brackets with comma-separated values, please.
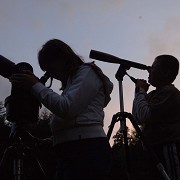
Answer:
[165, 69, 171, 78]
[163, 69, 173, 83]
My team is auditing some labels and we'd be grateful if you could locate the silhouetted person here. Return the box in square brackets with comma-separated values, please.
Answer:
[10, 39, 113, 180]
[132, 55, 180, 179]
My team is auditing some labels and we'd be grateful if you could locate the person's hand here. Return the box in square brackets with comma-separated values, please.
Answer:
[136, 79, 150, 92]
[9, 70, 39, 91]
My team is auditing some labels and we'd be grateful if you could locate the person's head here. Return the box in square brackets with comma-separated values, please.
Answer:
[38, 39, 84, 82]
[148, 55, 179, 88]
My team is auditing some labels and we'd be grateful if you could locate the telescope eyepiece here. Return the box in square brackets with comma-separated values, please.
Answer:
[39, 72, 51, 85]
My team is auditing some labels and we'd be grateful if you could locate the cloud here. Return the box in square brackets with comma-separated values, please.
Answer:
[148, 16, 180, 59]
[147, 16, 180, 89]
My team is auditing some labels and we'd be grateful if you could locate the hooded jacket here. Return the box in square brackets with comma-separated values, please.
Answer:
[31, 63, 113, 145]
[132, 84, 180, 145]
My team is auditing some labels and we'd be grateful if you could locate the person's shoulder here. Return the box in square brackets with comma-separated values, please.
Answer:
[148, 85, 178, 96]
[158, 84, 180, 97]
[77, 63, 95, 75]
[73, 64, 98, 81]
[164, 84, 179, 93]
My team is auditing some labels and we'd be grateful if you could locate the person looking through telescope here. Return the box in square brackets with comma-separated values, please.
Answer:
[9, 39, 113, 180]
[132, 55, 180, 179]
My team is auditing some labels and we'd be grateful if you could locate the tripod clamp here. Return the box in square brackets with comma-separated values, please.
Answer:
[107, 112, 128, 141]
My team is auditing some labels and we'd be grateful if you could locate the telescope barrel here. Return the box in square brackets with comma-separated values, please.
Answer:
[89, 50, 149, 70]
[0, 55, 15, 79]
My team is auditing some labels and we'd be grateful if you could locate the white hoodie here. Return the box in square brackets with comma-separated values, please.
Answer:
[31, 64, 113, 145]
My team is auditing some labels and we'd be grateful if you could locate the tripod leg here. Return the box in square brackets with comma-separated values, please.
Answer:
[107, 114, 119, 141]
[0, 146, 14, 179]
[13, 158, 23, 180]
[24, 147, 47, 179]
[108, 112, 131, 180]
[33, 157, 47, 178]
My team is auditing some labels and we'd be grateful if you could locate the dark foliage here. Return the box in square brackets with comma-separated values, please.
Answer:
[0, 103, 56, 180]
[110, 127, 163, 180]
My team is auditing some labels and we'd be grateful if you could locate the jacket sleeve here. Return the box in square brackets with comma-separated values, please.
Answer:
[31, 66, 103, 119]
[132, 89, 151, 124]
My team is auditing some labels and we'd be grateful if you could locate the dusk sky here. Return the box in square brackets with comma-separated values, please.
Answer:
[0, 0, 180, 144]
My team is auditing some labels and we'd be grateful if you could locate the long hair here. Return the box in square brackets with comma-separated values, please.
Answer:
[38, 39, 84, 73]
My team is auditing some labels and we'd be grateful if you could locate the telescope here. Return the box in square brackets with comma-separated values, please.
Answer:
[0, 55, 49, 124]
[0, 55, 51, 179]
[89, 50, 151, 83]
[89, 50, 150, 70]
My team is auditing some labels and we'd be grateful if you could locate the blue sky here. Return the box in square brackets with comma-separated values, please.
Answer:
[1, 0, 180, 144]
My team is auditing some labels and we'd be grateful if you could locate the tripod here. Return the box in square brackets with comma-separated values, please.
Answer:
[0, 123, 47, 180]
[107, 64, 170, 180]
